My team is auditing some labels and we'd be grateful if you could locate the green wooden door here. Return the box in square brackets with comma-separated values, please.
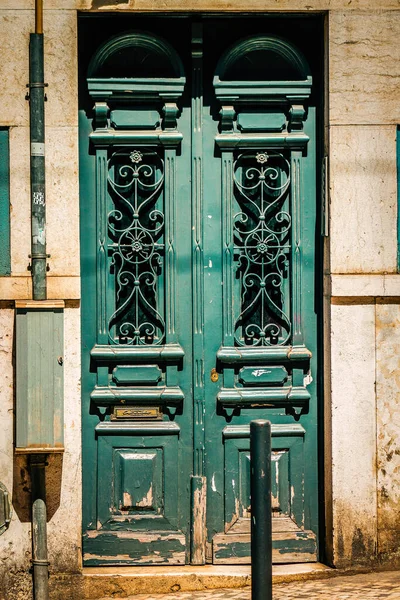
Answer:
[80, 19, 320, 566]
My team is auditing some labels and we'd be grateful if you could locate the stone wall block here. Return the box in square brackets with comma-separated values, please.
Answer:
[9, 126, 31, 276]
[330, 11, 400, 125]
[8, 124, 80, 279]
[0, 11, 31, 127]
[330, 125, 397, 274]
[46, 127, 80, 277]
[43, 11, 78, 128]
[0, 10, 77, 128]
[376, 303, 400, 560]
[331, 302, 377, 566]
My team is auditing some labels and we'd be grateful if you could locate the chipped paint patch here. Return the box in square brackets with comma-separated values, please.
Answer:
[191, 476, 206, 564]
[135, 485, 153, 508]
[213, 529, 317, 564]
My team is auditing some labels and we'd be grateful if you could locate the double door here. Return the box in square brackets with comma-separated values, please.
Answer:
[80, 18, 320, 565]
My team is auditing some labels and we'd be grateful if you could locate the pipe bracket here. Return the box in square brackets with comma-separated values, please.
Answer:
[25, 82, 48, 101]
[0, 482, 12, 536]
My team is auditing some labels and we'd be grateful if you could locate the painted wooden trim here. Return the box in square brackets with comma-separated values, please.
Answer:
[95, 148, 108, 344]
[291, 150, 304, 346]
[90, 385, 185, 405]
[223, 423, 306, 438]
[87, 32, 185, 79]
[89, 130, 183, 148]
[217, 345, 312, 363]
[214, 36, 311, 82]
[15, 300, 65, 309]
[215, 133, 309, 149]
[95, 422, 180, 435]
[90, 343, 184, 362]
[191, 23, 206, 482]
[217, 386, 310, 407]
[14, 447, 64, 454]
[221, 150, 234, 346]
[165, 148, 177, 342]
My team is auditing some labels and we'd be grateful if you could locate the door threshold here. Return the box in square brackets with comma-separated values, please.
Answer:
[82, 563, 332, 581]
[50, 563, 334, 599]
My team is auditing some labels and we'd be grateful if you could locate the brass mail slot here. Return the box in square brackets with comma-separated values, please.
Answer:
[111, 406, 162, 421]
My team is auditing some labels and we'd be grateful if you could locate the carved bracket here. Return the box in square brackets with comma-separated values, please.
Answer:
[94, 102, 110, 130]
[220, 105, 236, 133]
[289, 104, 307, 132]
[163, 102, 180, 130]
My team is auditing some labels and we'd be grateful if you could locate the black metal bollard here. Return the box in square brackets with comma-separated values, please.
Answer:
[250, 419, 272, 600]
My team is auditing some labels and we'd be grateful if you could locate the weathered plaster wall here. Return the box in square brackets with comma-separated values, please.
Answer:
[0, 7, 81, 598]
[376, 303, 400, 562]
[330, 126, 397, 274]
[0, 2, 399, 593]
[329, 8, 400, 567]
[0, 9, 80, 299]
[0, 307, 81, 598]
[331, 302, 378, 565]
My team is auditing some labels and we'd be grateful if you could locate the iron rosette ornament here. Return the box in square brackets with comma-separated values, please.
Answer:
[107, 149, 166, 345]
[233, 151, 292, 347]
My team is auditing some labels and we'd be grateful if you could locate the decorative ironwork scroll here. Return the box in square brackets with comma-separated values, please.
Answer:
[107, 149, 165, 345]
[233, 151, 291, 347]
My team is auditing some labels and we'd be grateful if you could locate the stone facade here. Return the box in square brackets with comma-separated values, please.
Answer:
[1, 2, 400, 597]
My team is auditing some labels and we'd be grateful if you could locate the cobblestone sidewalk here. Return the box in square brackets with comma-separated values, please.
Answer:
[102, 570, 400, 600]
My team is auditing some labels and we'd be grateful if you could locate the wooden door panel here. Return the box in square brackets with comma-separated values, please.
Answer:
[83, 424, 186, 565]
[223, 425, 306, 530]
[80, 29, 193, 566]
[212, 424, 317, 563]
[213, 529, 317, 565]
[203, 28, 319, 564]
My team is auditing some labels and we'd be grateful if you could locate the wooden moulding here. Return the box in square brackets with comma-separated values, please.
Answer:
[15, 446, 64, 454]
[15, 300, 65, 309]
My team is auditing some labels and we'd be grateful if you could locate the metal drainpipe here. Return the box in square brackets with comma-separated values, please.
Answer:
[29, 0, 47, 300]
[30, 455, 49, 600]
[28, 2, 49, 599]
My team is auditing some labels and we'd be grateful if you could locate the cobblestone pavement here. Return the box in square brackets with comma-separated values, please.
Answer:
[103, 571, 400, 600]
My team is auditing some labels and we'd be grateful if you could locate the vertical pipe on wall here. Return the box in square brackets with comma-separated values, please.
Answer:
[29, 0, 47, 300]
[29, 3, 49, 598]
[30, 455, 49, 600]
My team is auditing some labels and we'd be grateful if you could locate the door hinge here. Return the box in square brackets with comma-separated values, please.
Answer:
[321, 155, 329, 237]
